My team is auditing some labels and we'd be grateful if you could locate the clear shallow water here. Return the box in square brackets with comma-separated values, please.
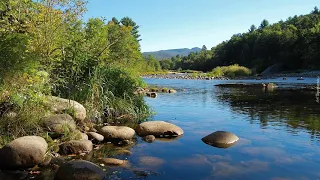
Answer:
[2, 77, 320, 180]
[128, 78, 320, 180]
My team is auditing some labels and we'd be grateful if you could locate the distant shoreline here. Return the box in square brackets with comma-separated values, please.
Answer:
[142, 71, 320, 80]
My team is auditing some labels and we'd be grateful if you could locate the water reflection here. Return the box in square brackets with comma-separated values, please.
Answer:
[215, 87, 320, 138]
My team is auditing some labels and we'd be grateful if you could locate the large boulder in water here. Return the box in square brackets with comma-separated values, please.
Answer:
[43, 114, 77, 133]
[47, 96, 86, 122]
[59, 140, 93, 155]
[135, 121, 184, 137]
[54, 160, 105, 180]
[0, 136, 48, 169]
[202, 131, 239, 148]
[99, 126, 135, 141]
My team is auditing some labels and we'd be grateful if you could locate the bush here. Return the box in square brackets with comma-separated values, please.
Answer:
[0, 70, 51, 140]
[209, 64, 252, 77]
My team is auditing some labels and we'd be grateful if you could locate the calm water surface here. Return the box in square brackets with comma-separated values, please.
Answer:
[124, 77, 320, 180]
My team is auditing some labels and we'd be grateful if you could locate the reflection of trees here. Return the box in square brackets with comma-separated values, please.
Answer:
[214, 87, 320, 138]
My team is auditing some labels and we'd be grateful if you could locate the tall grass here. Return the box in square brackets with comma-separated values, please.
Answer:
[54, 65, 151, 123]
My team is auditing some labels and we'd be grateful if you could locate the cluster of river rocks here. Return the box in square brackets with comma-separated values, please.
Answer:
[135, 87, 178, 98]
[142, 73, 229, 80]
[0, 95, 240, 180]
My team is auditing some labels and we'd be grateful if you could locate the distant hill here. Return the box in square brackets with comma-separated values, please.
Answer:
[143, 47, 201, 59]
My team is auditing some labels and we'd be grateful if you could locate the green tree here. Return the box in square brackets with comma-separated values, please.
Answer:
[249, 24, 257, 32]
[111, 17, 120, 25]
[259, 19, 269, 30]
[120, 17, 141, 42]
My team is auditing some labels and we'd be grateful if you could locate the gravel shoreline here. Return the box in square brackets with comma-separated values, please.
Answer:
[142, 71, 320, 80]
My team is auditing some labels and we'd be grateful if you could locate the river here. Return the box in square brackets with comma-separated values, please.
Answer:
[130, 77, 320, 180]
[3, 77, 320, 180]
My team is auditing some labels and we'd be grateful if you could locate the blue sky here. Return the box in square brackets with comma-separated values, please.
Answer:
[84, 0, 320, 52]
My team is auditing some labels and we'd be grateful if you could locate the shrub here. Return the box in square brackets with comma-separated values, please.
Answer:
[0, 70, 51, 140]
[209, 64, 252, 77]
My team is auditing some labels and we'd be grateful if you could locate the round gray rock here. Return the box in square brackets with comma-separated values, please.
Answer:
[201, 131, 239, 148]
[136, 121, 184, 137]
[142, 135, 156, 143]
[0, 136, 48, 169]
[47, 96, 86, 122]
[87, 132, 104, 142]
[99, 126, 135, 140]
[54, 160, 105, 180]
[59, 140, 93, 155]
[43, 114, 76, 133]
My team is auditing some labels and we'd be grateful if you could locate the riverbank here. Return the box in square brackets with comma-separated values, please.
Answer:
[142, 71, 320, 80]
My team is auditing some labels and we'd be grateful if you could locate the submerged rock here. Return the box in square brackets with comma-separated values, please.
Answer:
[99, 126, 135, 141]
[116, 149, 132, 155]
[142, 135, 156, 143]
[47, 96, 86, 122]
[0, 136, 48, 169]
[43, 114, 76, 133]
[103, 158, 127, 167]
[54, 160, 105, 180]
[139, 156, 165, 167]
[202, 131, 239, 148]
[136, 121, 184, 137]
[59, 140, 93, 155]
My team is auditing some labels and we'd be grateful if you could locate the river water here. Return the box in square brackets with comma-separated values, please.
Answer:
[127, 77, 320, 180]
[2, 77, 320, 180]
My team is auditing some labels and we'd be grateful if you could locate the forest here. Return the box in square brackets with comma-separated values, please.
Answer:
[160, 7, 320, 73]
[0, 0, 161, 141]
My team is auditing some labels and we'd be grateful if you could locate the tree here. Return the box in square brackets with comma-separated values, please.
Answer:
[120, 17, 141, 42]
[249, 24, 257, 32]
[312, 6, 319, 14]
[259, 19, 269, 29]
[111, 17, 120, 25]
[171, 7, 320, 73]
[201, 45, 207, 51]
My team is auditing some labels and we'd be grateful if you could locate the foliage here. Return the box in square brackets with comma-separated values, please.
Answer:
[0, 0, 155, 142]
[0, 70, 51, 139]
[209, 64, 252, 77]
[161, 7, 320, 73]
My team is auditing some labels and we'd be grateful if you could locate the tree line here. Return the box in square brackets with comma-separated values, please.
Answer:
[160, 7, 320, 73]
